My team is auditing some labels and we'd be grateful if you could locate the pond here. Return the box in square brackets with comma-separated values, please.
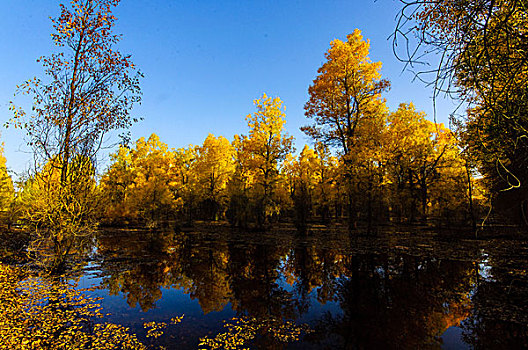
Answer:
[68, 224, 528, 349]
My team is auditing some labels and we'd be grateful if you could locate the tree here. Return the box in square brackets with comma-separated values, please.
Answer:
[226, 135, 255, 227]
[100, 134, 181, 226]
[303, 29, 389, 154]
[394, 0, 527, 102]
[172, 145, 198, 225]
[17, 155, 97, 271]
[227, 94, 294, 227]
[384, 103, 432, 221]
[0, 142, 15, 228]
[282, 146, 318, 230]
[8, 0, 141, 263]
[282, 144, 340, 229]
[194, 134, 235, 220]
[393, 0, 527, 224]
[302, 29, 389, 229]
[384, 103, 469, 223]
[0, 143, 14, 213]
[244, 94, 294, 204]
[311, 142, 339, 223]
[10, 0, 141, 184]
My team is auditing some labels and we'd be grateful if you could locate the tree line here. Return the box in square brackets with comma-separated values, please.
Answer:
[96, 97, 483, 230]
[2, 90, 484, 233]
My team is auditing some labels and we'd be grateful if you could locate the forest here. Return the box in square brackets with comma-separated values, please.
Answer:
[1, 0, 527, 349]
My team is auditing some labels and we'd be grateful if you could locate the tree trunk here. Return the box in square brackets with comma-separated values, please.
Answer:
[465, 163, 477, 234]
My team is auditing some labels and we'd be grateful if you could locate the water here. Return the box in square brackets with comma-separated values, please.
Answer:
[70, 224, 528, 349]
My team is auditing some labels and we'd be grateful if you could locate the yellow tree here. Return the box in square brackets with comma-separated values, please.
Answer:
[16, 155, 97, 271]
[100, 134, 180, 226]
[348, 101, 388, 227]
[384, 103, 431, 221]
[303, 29, 389, 155]
[172, 145, 198, 224]
[411, 122, 464, 221]
[428, 144, 476, 223]
[312, 142, 339, 223]
[384, 103, 468, 222]
[98, 146, 135, 220]
[0, 142, 14, 220]
[226, 135, 256, 227]
[282, 144, 340, 228]
[228, 94, 294, 227]
[282, 146, 318, 229]
[194, 134, 235, 220]
[302, 29, 390, 228]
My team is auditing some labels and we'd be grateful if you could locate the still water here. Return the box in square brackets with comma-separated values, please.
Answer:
[71, 224, 528, 349]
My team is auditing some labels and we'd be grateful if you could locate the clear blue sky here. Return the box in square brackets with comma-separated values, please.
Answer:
[0, 0, 456, 176]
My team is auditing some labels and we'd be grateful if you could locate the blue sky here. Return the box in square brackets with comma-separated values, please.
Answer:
[0, 0, 456, 176]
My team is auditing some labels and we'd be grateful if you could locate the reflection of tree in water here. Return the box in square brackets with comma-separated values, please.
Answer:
[462, 248, 528, 349]
[227, 240, 295, 319]
[225, 239, 307, 349]
[181, 240, 232, 313]
[305, 254, 473, 349]
[282, 241, 347, 312]
[97, 230, 192, 311]
[97, 229, 249, 314]
[97, 229, 310, 348]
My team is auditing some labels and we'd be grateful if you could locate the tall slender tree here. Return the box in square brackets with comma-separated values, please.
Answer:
[302, 29, 389, 229]
[229, 94, 294, 227]
[9, 0, 141, 270]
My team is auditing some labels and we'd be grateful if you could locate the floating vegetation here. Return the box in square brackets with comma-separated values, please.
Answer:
[198, 317, 311, 350]
[0, 262, 145, 349]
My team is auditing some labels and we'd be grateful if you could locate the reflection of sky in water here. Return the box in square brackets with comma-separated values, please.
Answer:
[478, 252, 494, 281]
[441, 326, 469, 350]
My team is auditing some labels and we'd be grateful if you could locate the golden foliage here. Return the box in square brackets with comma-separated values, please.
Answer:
[0, 142, 14, 228]
[100, 134, 182, 225]
[0, 262, 146, 349]
[14, 156, 98, 271]
[198, 317, 311, 350]
[384, 103, 470, 220]
[194, 134, 236, 219]
[227, 94, 294, 226]
[303, 29, 389, 156]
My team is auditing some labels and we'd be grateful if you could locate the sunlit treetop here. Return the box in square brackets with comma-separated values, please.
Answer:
[303, 29, 390, 155]
[242, 93, 294, 170]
